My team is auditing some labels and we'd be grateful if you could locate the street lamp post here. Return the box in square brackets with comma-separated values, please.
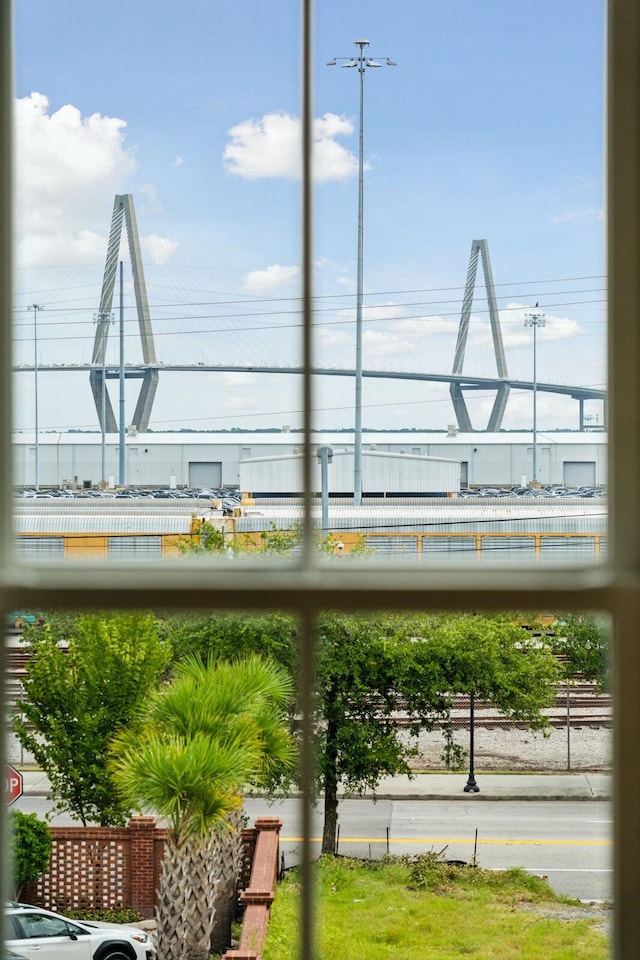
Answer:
[523, 308, 546, 484]
[27, 303, 44, 490]
[327, 41, 396, 505]
[463, 689, 480, 793]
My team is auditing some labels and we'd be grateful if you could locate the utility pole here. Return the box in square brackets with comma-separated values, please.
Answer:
[119, 261, 126, 488]
[94, 311, 113, 484]
[27, 304, 44, 489]
[524, 307, 546, 484]
[327, 41, 396, 505]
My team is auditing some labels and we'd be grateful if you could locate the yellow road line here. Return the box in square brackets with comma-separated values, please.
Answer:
[282, 836, 611, 846]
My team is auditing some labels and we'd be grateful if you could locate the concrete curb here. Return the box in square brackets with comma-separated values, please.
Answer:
[18, 771, 612, 804]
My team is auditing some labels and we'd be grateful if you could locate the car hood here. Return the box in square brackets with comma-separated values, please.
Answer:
[75, 919, 154, 939]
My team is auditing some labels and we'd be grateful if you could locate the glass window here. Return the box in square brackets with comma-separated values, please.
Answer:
[4, 1, 640, 957]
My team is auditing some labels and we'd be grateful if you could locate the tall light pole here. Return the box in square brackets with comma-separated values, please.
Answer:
[94, 311, 113, 484]
[524, 307, 546, 484]
[327, 41, 396, 505]
[27, 303, 44, 490]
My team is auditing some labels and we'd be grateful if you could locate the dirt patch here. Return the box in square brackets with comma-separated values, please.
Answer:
[517, 901, 610, 936]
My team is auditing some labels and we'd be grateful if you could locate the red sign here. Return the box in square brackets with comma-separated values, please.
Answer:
[5, 764, 23, 805]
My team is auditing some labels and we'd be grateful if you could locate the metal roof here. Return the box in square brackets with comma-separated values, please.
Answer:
[14, 516, 192, 534]
[12, 430, 608, 447]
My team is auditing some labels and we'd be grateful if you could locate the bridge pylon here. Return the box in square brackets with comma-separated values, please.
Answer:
[90, 194, 158, 433]
[450, 239, 509, 432]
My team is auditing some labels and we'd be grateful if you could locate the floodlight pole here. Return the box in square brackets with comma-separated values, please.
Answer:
[94, 311, 113, 484]
[524, 309, 546, 484]
[119, 260, 126, 488]
[327, 41, 396, 505]
[27, 304, 44, 490]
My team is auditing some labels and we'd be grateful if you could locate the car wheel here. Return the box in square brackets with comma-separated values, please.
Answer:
[101, 951, 132, 960]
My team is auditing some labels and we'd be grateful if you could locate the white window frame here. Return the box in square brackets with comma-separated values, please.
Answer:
[2, 3, 639, 957]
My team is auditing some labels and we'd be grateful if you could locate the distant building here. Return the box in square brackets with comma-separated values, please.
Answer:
[13, 430, 607, 491]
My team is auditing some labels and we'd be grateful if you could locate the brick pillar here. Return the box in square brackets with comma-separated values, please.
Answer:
[223, 817, 282, 960]
[128, 816, 158, 918]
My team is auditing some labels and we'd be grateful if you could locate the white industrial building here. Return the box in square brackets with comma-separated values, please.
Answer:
[12, 430, 607, 492]
[239, 449, 460, 497]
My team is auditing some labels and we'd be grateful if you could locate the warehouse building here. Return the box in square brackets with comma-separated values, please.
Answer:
[13, 430, 607, 492]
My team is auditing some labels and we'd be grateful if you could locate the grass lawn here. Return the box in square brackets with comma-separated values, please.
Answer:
[262, 855, 609, 960]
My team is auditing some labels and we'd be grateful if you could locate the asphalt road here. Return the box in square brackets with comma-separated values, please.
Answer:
[14, 795, 612, 903]
[243, 797, 612, 902]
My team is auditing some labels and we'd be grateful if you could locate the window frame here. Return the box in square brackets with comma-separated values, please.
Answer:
[2, 2, 639, 957]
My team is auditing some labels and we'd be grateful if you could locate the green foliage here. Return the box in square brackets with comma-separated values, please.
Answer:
[406, 853, 561, 899]
[110, 654, 295, 843]
[55, 907, 144, 924]
[13, 612, 172, 825]
[163, 611, 560, 854]
[552, 613, 610, 691]
[422, 612, 559, 729]
[177, 517, 228, 553]
[167, 612, 298, 674]
[440, 714, 467, 770]
[315, 613, 449, 793]
[177, 519, 366, 558]
[9, 810, 52, 898]
[264, 856, 607, 960]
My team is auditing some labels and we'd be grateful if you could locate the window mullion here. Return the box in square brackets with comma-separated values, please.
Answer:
[301, 0, 314, 570]
[608, 2, 640, 955]
[0, 0, 13, 573]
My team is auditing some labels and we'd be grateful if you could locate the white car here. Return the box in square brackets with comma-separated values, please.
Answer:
[5, 902, 155, 960]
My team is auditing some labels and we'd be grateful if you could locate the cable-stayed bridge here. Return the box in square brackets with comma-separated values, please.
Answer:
[14, 360, 606, 428]
[14, 196, 607, 433]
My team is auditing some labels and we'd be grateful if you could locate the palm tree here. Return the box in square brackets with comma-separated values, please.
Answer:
[110, 655, 295, 960]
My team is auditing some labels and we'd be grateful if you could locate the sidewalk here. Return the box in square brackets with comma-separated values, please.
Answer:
[364, 772, 611, 801]
[19, 769, 612, 802]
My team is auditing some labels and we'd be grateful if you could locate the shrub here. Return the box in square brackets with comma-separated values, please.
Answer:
[9, 810, 52, 898]
[59, 907, 144, 924]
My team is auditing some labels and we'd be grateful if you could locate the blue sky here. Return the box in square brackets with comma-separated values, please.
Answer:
[12, 1, 606, 433]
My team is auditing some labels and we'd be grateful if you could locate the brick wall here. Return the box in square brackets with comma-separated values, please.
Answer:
[22, 816, 163, 917]
[21, 815, 277, 924]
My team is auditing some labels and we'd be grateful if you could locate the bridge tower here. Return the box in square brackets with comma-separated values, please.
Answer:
[450, 239, 509, 431]
[90, 194, 158, 433]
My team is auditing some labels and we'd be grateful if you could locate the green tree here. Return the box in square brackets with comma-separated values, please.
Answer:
[9, 810, 52, 898]
[177, 516, 227, 554]
[110, 654, 295, 960]
[177, 517, 366, 558]
[164, 611, 559, 856]
[13, 612, 171, 825]
[315, 613, 450, 853]
[552, 613, 610, 691]
[427, 613, 560, 726]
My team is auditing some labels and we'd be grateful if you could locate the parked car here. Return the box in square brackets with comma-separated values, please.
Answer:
[5, 901, 155, 959]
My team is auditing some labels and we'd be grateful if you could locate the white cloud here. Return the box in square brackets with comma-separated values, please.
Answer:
[551, 208, 602, 225]
[496, 303, 583, 348]
[15, 92, 138, 266]
[142, 234, 178, 265]
[364, 329, 416, 359]
[172, 156, 184, 167]
[137, 183, 163, 216]
[390, 316, 456, 338]
[243, 263, 301, 295]
[223, 111, 360, 182]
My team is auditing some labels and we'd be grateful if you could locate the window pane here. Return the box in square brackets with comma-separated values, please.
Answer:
[312, 3, 606, 571]
[12, 2, 302, 562]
